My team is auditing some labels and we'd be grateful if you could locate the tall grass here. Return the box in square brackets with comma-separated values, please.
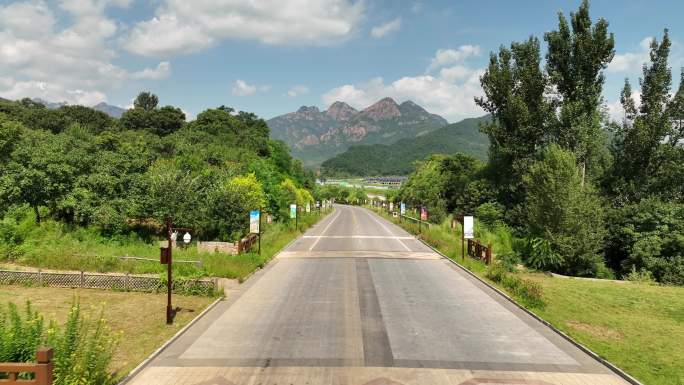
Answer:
[0, 208, 328, 280]
[0, 300, 119, 385]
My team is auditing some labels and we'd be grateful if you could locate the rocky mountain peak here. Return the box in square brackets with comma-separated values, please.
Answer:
[296, 106, 320, 114]
[360, 97, 401, 120]
[325, 101, 358, 121]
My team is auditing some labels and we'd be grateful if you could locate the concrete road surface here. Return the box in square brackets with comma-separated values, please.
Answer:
[126, 205, 631, 385]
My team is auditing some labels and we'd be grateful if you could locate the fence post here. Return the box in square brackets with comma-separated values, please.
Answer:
[80, 271, 85, 288]
[486, 243, 492, 265]
[124, 273, 129, 292]
[38, 269, 43, 287]
[35, 347, 53, 385]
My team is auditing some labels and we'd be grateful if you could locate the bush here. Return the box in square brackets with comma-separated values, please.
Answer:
[485, 263, 545, 308]
[475, 202, 504, 226]
[523, 145, 607, 277]
[0, 300, 118, 385]
[523, 237, 563, 271]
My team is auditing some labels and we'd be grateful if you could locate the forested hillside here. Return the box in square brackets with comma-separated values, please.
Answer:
[0, 93, 315, 242]
[320, 115, 489, 176]
[395, 1, 684, 285]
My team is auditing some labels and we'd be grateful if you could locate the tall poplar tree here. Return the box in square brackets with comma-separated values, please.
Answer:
[475, 37, 552, 222]
[544, 0, 615, 186]
[608, 30, 682, 202]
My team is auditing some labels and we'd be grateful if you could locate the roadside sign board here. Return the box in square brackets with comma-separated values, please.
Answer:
[464, 216, 474, 239]
[290, 204, 297, 219]
[420, 206, 428, 221]
[400, 202, 406, 215]
[250, 210, 260, 234]
[306, 203, 311, 213]
[316, 201, 320, 208]
[389, 202, 394, 211]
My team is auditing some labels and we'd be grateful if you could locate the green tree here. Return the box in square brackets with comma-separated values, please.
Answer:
[544, 0, 615, 185]
[524, 144, 607, 276]
[133, 91, 159, 111]
[608, 30, 680, 202]
[203, 173, 266, 241]
[475, 37, 552, 222]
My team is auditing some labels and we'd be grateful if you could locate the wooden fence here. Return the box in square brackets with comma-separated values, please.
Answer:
[237, 233, 259, 254]
[0, 270, 214, 294]
[467, 239, 493, 265]
[0, 348, 53, 385]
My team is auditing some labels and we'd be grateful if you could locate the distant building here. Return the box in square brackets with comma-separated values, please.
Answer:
[363, 177, 406, 188]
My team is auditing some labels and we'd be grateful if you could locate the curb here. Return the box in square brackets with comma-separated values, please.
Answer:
[117, 296, 223, 384]
[117, 210, 335, 384]
[415, 237, 643, 385]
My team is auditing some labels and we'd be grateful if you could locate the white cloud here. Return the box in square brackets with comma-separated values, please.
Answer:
[370, 18, 401, 38]
[131, 61, 172, 80]
[323, 64, 485, 122]
[125, 0, 365, 57]
[606, 91, 642, 122]
[427, 45, 480, 72]
[0, 0, 171, 105]
[231, 80, 270, 96]
[286, 85, 310, 98]
[607, 37, 653, 74]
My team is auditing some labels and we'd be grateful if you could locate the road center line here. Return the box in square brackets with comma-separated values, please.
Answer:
[308, 209, 342, 251]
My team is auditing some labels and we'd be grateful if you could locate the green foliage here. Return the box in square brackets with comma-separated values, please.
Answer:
[523, 237, 564, 271]
[485, 263, 545, 308]
[545, 0, 614, 182]
[320, 116, 490, 176]
[523, 145, 607, 276]
[0, 301, 118, 385]
[475, 202, 504, 226]
[605, 198, 684, 285]
[475, 36, 553, 222]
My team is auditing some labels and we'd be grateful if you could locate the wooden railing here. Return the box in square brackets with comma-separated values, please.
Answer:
[237, 233, 259, 254]
[0, 348, 53, 385]
[467, 239, 493, 265]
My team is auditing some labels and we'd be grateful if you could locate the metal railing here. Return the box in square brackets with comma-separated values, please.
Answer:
[0, 348, 53, 385]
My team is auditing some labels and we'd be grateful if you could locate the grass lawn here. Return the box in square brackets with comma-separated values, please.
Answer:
[1, 210, 329, 280]
[0, 285, 215, 381]
[525, 274, 684, 385]
[371, 206, 684, 385]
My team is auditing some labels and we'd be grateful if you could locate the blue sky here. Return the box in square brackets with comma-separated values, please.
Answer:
[0, 0, 682, 122]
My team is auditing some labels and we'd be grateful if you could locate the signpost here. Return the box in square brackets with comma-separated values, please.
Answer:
[160, 218, 191, 325]
[290, 204, 298, 229]
[420, 206, 428, 221]
[462, 215, 474, 261]
[250, 210, 261, 255]
[306, 203, 311, 213]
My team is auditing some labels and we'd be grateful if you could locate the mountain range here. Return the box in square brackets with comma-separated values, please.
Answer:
[320, 115, 490, 176]
[26, 98, 127, 118]
[267, 97, 448, 167]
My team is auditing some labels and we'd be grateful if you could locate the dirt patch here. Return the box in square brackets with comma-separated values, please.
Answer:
[566, 320, 624, 341]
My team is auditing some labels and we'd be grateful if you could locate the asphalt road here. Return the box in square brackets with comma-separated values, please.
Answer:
[127, 205, 630, 385]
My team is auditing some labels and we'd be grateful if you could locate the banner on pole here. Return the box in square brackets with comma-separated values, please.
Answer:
[400, 202, 406, 215]
[250, 210, 260, 234]
[420, 206, 428, 221]
[464, 216, 474, 239]
[290, 204, 297, 219]
[389, 202, 394, 212]
[306, 203, 311, 213]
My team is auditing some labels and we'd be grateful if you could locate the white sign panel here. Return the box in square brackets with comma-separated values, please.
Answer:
[400, 202, 406, 215]
[389, 202, 394, 211]
[306, 203, 311, 213]
[463, 216, 474, 239]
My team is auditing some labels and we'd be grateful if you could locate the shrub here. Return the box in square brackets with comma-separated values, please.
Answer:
[475, 202, 504, 227]
[0, 301, 118, 385]
[523, 237, 564, 271]
[485, 263, 545, 308]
